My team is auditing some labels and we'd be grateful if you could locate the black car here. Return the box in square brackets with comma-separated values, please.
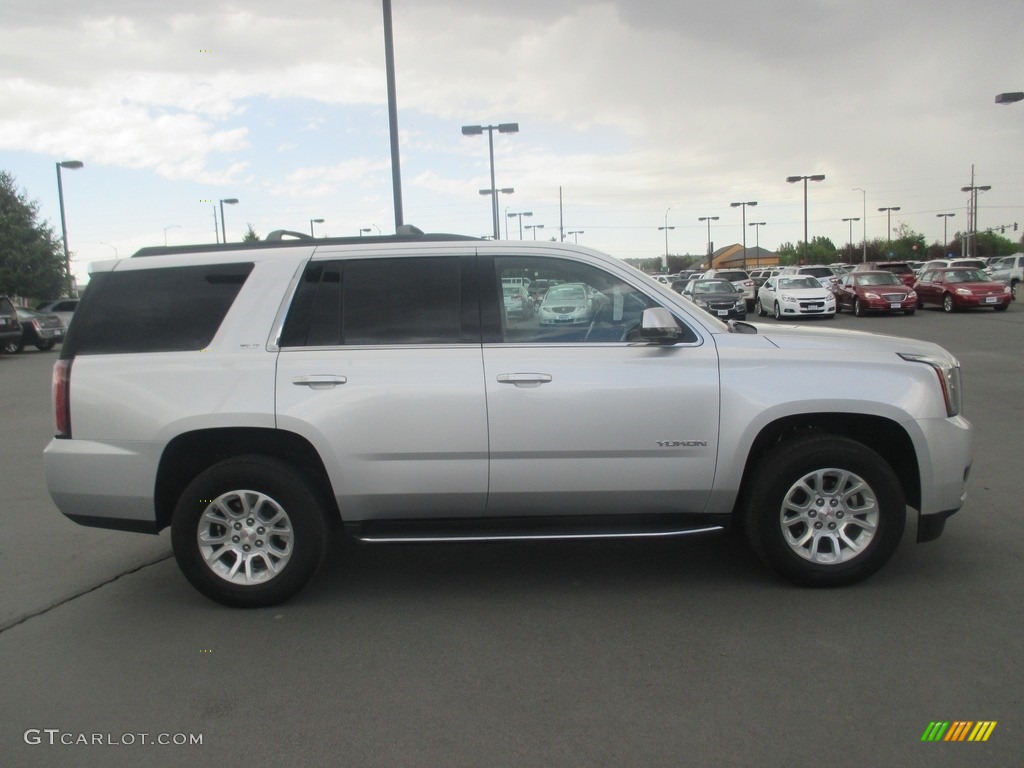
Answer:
[681, 278, 747, 320]
[0, 296, 22, 353]
[3, 307, 65, 353]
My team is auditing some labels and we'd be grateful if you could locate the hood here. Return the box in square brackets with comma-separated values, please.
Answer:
[736, 322, 957, 362]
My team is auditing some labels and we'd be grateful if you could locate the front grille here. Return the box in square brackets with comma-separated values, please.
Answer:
[881, 293, 905, 302]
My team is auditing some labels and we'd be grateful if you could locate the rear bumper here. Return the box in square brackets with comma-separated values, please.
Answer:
[44, 438, 160, 531]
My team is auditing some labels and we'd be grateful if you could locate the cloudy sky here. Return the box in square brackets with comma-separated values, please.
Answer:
[1, 0, 1022, 284]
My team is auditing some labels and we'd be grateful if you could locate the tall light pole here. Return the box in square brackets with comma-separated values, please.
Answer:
[163, 224, 180, 247]
[507, 211, 533, 239]
[841, 217, 860, 261]
[525, 224, 545, 240]
[877, 206, 901, 250]
[462, 122, 519, 239]
[479, 188, 513, 237]
[698, 216, 719, 262]
[310, 218, 324, 236]
[382, 0, 404, 230]
[852, 187, 867, 262]
[55, 160, 83, 294]
[961, 177, 990, 258]
[995, 91, 1024, 104]
[567, 230, 584, 244]
[658, 208, 674, 272]
[359, 228, 371, 237]
[786, 174, 825, 264]
[936, 213, 955, 253]
[748, 222, 766, 267]
[730, 201, 757, 270]
[219, 198, 238, 243]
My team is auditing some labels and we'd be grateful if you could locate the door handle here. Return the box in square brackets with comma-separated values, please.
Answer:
[292, 375, 347, 389]
[496, 373, 552, 388]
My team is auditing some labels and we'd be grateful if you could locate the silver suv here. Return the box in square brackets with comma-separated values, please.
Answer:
[45, 229, 973, 606]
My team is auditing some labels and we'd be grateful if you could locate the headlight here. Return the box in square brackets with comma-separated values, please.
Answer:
[864, 292, 880, 300]
[898, 353, 962, 417]
[780, 293, 794, 302]
[696, 299, 708, 307]
[908, 291, 917, 299]
[955, 288, 971, 296]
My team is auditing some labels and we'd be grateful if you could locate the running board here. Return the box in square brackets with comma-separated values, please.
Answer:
[353, 525, 725, 544]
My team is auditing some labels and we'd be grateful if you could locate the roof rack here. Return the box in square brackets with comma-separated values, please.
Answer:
[131, 225, 479, 258]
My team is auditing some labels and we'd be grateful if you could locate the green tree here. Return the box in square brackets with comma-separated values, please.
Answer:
[242, 223, 261, 242]
[0, 171, 66, 298]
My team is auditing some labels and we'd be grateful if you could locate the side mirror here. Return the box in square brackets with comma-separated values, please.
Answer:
[639, 307, 684, 344]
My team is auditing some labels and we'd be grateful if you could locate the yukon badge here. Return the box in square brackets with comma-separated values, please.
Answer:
[657, 440, 708, 447]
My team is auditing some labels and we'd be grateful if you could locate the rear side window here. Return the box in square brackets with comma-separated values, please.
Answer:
[280, 256, 471, 347]
[62, 263, 254, 356]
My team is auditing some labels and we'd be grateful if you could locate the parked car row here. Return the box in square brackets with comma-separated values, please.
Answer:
[0, 297, 74, 354]
[677, 263, 1014, 322]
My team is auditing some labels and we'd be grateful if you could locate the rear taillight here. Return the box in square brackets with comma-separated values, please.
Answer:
[53, 359, 72, 439]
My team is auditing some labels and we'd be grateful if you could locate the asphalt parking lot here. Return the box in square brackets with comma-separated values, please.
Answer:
[2, 304, 1022, 767]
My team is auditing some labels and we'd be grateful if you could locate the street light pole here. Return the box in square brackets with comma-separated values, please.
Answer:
[852, 188, 867, 262]
[841, 217, 860, 262]
[730, 201, 757, 270]
[567, 230, 584, 244]
[658, 207, 674, 272]
[936, 213, 955, 253]
[877, 206, 901, 250]
[961, 178, 991, 258]
[163, 224, 180, 247]
[995, 91, 1024, 104]
[698, 216, 719, 263]
[525, 224, 545, 240]
[55, 160, 83, 294]
[219, 198, 239, 243]
[479, 188, 514, 237]
[462, 122, 519, 240]
[786, 174, 825, 264]
[310, 218, 325, 237]
[507, 211, 533, 239]
[748, 222, 766, 267]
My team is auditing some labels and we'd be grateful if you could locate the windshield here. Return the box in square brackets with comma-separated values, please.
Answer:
[693, 280, 733, 294]
[716, 271, 747, 281]
[778, 277, 821, 290]
[545, 285, 586, 301]
[857, 273, 901, 286]
[945, 270, 988, 283]
[801, 267, 833, 278]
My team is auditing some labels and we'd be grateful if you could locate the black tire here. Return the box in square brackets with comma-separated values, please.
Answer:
[854, 299, 864, 317]
[2, 339, 24, 354]
[35, 340, 56, 351]
[942, 294, 955, 313]
[1011, 280, 1018, 300]
[994, 304, 1008, 312]
[904, 309, 915, 316]
[755, 298, 766, 317]
[773, 301, 782, 321]
[742, 435, 905, 587]
[171, 455, 330, 607]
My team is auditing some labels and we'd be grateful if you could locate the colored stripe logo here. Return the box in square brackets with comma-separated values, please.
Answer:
[921, 721, 997, 742]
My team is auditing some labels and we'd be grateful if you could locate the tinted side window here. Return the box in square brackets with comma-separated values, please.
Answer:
[281, 256, 467, 347]
[62, 263, 254, 356]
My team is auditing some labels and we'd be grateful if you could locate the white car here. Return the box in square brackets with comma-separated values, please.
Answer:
[756, 275, 836, 319]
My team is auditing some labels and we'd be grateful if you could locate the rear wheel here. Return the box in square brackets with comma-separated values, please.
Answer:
[743, 435, 905, 587]
[994, 304, 1008, 312]
[171, 455, 330, 607]
[35, 340, 56, 351]
[904, 309, 915, 316]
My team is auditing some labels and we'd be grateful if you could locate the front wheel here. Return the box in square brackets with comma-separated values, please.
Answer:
[171, 456, 330, 607]
[742, 435, 906, 587]
[773, 301, 782, 320]
[2, 339, 23, 354]
[854, 299, 864, 317]
[942, 294, 955, 313]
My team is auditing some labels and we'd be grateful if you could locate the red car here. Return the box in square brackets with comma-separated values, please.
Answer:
[913, 267, 1011, 313]
[833, 271, 917, 316]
